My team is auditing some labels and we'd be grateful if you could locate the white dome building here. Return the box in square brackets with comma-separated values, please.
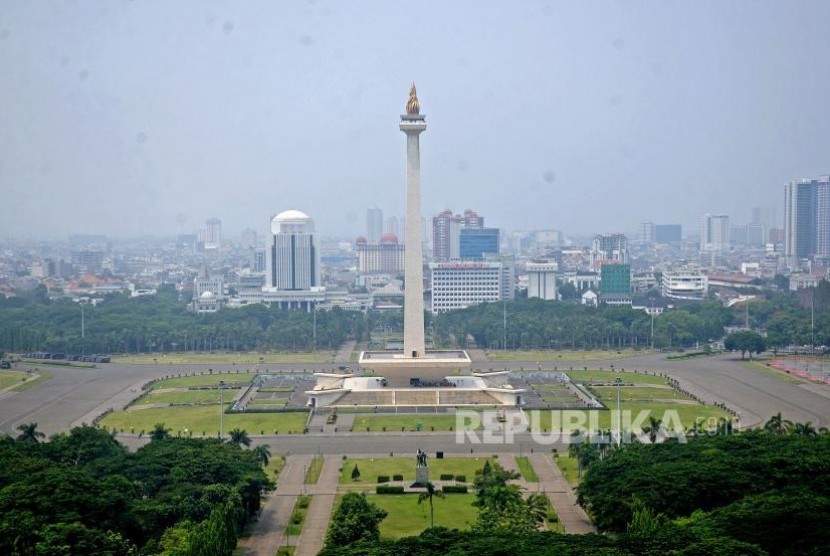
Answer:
[266, 209, 320, 293]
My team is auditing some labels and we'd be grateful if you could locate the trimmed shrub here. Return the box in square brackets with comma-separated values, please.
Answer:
[439, 473, 454, 481]
[455, 474, 467, 482]
[376, 485, 405, 494]
[392, 474, 404, 481]
[377, 475, 390, 483]
[442, 485, 468, 494]
[297, 495, 311, 509]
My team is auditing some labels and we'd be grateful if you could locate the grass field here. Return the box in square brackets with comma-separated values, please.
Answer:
[526, 402, 729, 433]
[486, 349, 653, 362]
[112, 352, 334, 364]
[150, 374, 256, 389]
[367, 493, 477, 539]
[0, 371, 28, 390]
[591, 386, 688, 402]
[100, 405, 308, 435]
[744, 360, 809, 384]
[141, 388, 243, 405]
[305, 457, 323, 484]
[563, 369, 668, 385]
[515, 456, 539, 482]
[553, 453, 580, 485]
[351, 414, 480, 432]
[339, 457, 493, 485]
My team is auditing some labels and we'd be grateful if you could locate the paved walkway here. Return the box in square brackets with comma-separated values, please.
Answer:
[296, 456, 341, 556]
[527, 453, 595, 533]
[238, 454, 313, 556]
[335, 341, 356, 363]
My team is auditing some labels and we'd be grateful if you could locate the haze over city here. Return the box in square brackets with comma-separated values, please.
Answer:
[2, 1, 830, 239]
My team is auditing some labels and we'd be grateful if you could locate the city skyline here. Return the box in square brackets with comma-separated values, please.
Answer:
[3, 2, 830, 239]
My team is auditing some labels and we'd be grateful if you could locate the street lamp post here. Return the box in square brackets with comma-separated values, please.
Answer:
[219, 379, 225, 439]
[615, 376, 623, 446]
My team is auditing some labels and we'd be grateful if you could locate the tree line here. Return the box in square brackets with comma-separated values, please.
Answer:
[1, 280, 828, 355]
[0, 424, 272, 555]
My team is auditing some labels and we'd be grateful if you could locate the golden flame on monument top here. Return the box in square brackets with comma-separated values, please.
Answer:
[406, 83, 420, 115]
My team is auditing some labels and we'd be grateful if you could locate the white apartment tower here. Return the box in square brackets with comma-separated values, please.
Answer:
[266, 210, 320, 291]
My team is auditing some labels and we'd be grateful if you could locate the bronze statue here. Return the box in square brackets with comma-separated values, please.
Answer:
[406, 83, 420, 115]
[416, 448, 428, 467]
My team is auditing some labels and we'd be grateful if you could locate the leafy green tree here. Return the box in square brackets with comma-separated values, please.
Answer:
[16, 422, 45, 443]
[150, 422, 171, 441]
[763, 412, 793, 435]
[251, 444, 271, 467]
[417, 482, 445, 529]
[472, 461, 536, 534]
[723, 330, 767, 359]
[325, 492, 387, 548]
[228, 428, 251, 448]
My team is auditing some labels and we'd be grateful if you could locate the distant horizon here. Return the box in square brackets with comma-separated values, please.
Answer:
[3, 2, 827, 239]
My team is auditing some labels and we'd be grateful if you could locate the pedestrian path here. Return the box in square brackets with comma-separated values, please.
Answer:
[296, 456, 341, 555]
[238, 454, 313, 555]
[527, 453, 595, 533]
[335, 341, 356, 363]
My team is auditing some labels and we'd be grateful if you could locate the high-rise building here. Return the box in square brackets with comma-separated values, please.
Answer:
[700, 214, 730, 253]
[430, 259, 511, 313]
[640, 222, 655, 244]
[385, 216, 401, 238]
[204, 217, 222, 249]
[266, 210, 319, 291]
[432, 209, 484, 262]
[654, 224, 682, 243]
[356, 233, 405, 274]
[366, 207, 384, 243]
[590, 234, 629, 265]
[459, 227, 499, 260]
[600, 263, 631, 295]
[784, 177, 830, 262]
[526, 260, 558, 300]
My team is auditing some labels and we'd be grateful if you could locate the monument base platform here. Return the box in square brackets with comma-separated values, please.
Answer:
[304, 372, 524, 408]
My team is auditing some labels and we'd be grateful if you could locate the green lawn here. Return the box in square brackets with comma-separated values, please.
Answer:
[526, 402, 729, 433]
[351, 414, 480, 432]
[141, 388, 243, 405]
[367, 493, 477, 539]
[150, 374, 255, 389]
[486, 349, 653, 362]
[339, 457, 492, 485]
[591, 386, 688, 402]
[553, 453, 580, 485]
[0, 371, 28, 390]
[305, 457, 323, 484]
[248, 398, 288, 407]
[112, 352, 334, 364]
[564, 370, 668, 385]
[257, 387, 294, 393]
[100, 405, 308, 435]
[515, 456, 539, 482]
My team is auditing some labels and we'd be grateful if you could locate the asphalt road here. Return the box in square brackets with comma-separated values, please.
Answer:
[2, 352, 829, 445]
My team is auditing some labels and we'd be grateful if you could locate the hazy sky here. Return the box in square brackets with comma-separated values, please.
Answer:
[2, 1, 829, 240]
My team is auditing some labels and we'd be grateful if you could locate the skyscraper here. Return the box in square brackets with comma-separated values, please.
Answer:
[204, 217, 222, 249]
[432, 208, 485, 262]
[590, 234, 629, 265]
[785, 176, 830, 263]
[459, 227, 499, 260]
[700, 214, 730, 253]
[266, 210, 319, 290]
[366, 207, 384, 243]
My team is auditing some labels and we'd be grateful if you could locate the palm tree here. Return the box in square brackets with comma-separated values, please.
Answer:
[252, 444, 271, 467]
[792, 422, 817, 436]
[417, 482, 445, 529]
[763, 412, 793, 435]
[715, 418, 733, 436]
[642, 417, 663, 443]
[526, 493, 549, 526]
[16, 422, 45, 443]
[228, 428, 251, 448]
[150, 423, 171, 441]
[686, 417, 708, 438]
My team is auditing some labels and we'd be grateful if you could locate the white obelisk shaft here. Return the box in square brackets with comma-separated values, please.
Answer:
[400, 113, 426, 358]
